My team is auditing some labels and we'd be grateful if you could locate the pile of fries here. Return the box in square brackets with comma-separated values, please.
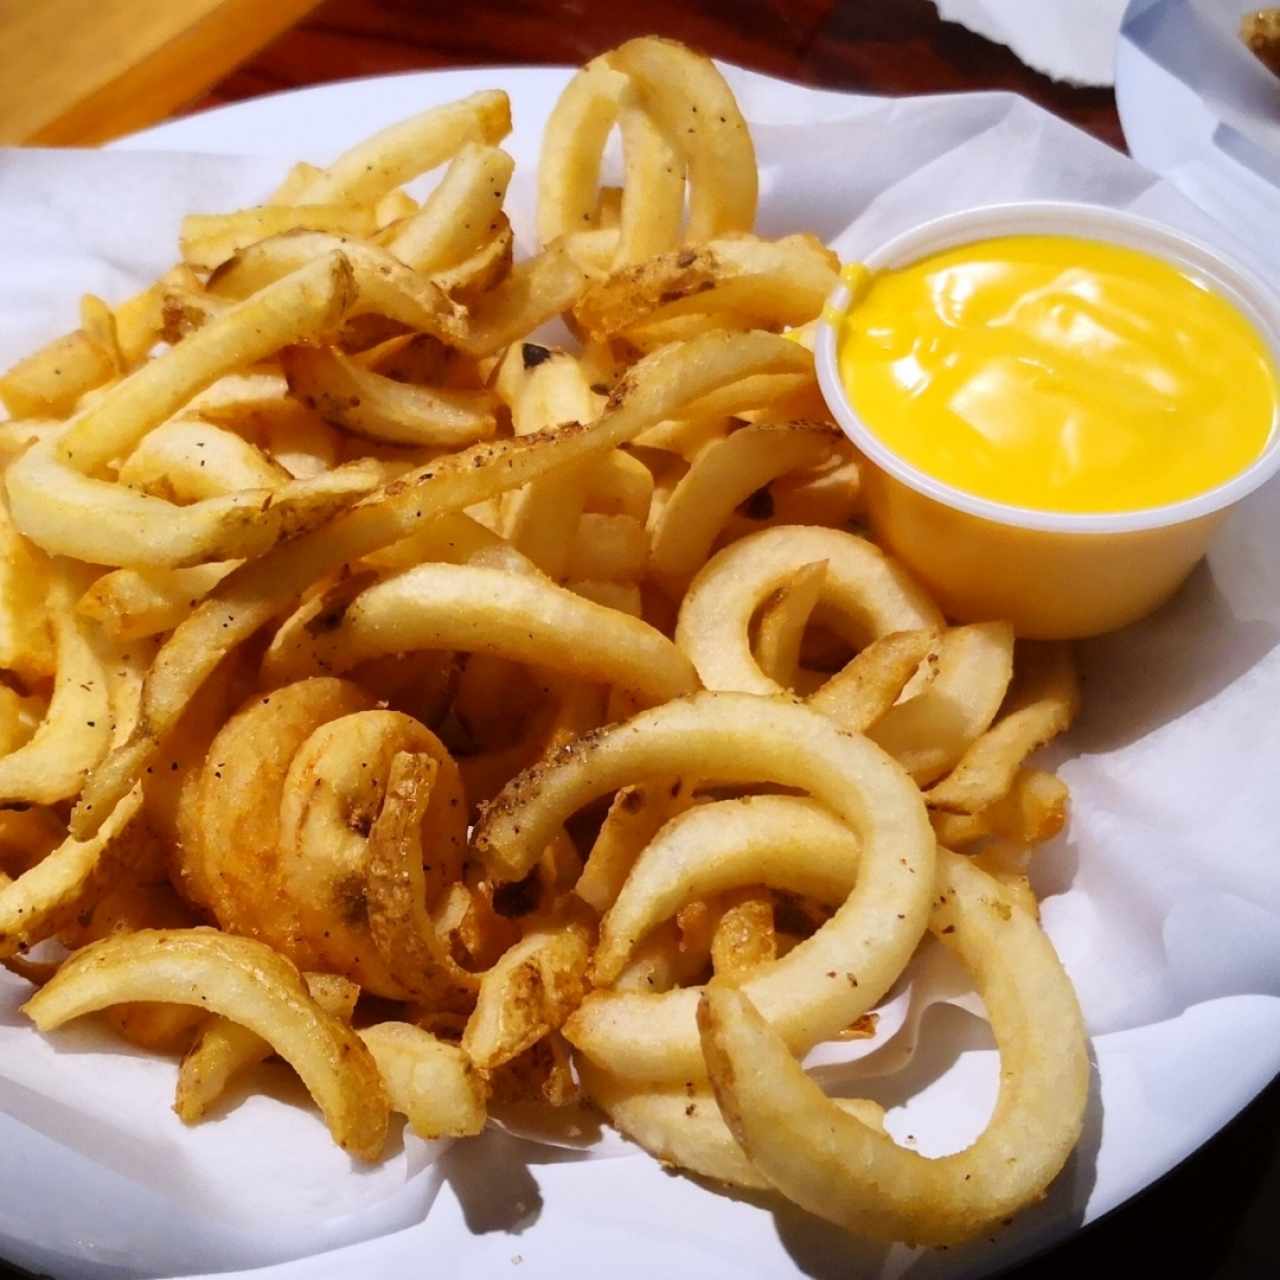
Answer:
[0, 37, 1088, 1248]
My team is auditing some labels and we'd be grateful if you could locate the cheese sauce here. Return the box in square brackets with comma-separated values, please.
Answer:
[837, 235, 1277, 513]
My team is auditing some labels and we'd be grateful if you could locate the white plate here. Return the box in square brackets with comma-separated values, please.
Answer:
[1116, 0, 1280, 278]
[2, 63, 1279, 1280]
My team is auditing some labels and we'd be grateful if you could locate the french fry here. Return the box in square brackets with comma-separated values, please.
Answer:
[650, 423, 840, 587]
[282, 344, 498, 448]
[475, 691, 934, 1084]
[0, 328, 116, 419]
[566, 513, 648, 582]
[615, 103, 684, 267]
[360, 1021, 489, 1138]
[925, 643, 1081, 813]
[462, 918, 593, 1070]
[754, 561, 826, 690]
[78, 563, 238, 642]
[0, 498, 53, 683]
[180, 205, 377, 271]
[697, 849, 1088, 1245]
[676, 525, 944, 698]
[389, 143, 514, 272]
[537, 58, 629, 246]
[0, 786, 143, 959]
[0, 561, 111, 805]
[175, 971, 360, 1123]
[261, 561, 698, 705]
[299, 91, 511, 206]
[930, 768, 1069, 848]
[573, 235, 838, 344]
[119, 420, 290, 501]
[26, 929, 389, 1160]
[607, 37, 757, 240]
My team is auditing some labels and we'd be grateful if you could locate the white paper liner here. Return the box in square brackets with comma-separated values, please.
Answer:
[0, 68, 1276, 1278]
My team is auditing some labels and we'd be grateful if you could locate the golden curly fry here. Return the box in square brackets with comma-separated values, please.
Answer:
[699, 849, 1088, 1246]
[25, 928, 389, 1160]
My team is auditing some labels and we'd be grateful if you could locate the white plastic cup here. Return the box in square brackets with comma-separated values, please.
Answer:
[815, 202, 1280, 638]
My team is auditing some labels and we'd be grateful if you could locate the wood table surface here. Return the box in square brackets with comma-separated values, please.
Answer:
[0, 0, 324, 145]
[3, 3, 1278, 1279]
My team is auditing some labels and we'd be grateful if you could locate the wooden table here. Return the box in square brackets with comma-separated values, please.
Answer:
[0, 0, 323, 145]
[3, 3, 1278, 1278]
[193, 0, 1126, 150]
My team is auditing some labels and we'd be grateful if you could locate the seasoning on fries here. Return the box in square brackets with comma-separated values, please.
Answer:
[0, 35, 1086, 1249]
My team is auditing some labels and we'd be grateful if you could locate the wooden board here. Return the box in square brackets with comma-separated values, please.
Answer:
[0, 0, 322, 145]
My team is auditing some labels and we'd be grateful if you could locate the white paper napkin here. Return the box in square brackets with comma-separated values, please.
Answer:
[936, 0, 1128, 87]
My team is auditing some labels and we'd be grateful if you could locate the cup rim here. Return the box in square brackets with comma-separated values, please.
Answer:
[814, 200, 1280, 534]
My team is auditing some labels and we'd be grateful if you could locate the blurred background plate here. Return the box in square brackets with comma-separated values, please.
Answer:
[1116, 0, 1280, 277]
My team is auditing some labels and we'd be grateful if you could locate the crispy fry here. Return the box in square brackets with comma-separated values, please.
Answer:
[574, 235, 837, 344]
[187, 677, 373, 941]
[0, 561, 111, 805]
[651, 424, 841, 586]
[174, 971, 360, 1123]
[10, 429, 384, 569]
[0, 328, 116, 419]
[867, 622, 1015, 785]
[180, 205, 377, 270]
[389, 143, 514, 272]
[299, 91, 511, 205]
[79, 294, 124, 375]
[25, 929, 388, 1159]
[263, 560, 696, 704]
[275, 711, 467, 994]
[366, 751, 478, 1004]
[0, 786, 143, 959]
[501, 348, 603, 578]
[78, 563, 238, 642]
[753, 560, 826, 690]
[931, 768, 1069, 848]
[925, 643, 1081, 813]
[57, 255, 355, 476]
[119, 420, 290, 501]
[462, 918, 593, 1070]
[268, 161, 325, 206]
[59, 880, 206, 1053]
[591, 796, 856, 986]
[577, 1056, 885, 1192]
[676, 525, 943, 697]
[809, 628, 939, 734]
[359, 1021, 489, 1138]
[475, 691, 933, 1084]
[537, 58, 630, 246]
[709, 888, 776, 980]
[455, 242, 587, 357]
[698, 848, 1088, 1245]
[282, 344, 498, 447]
[615, 103, 684, 267]
[607, 37, 757, 240]
[575, 777, 694, 913]
[0, 498, 53, 683]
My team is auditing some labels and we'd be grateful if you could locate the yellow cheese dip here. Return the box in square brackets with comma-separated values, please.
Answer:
[837, 235, 1278, 513]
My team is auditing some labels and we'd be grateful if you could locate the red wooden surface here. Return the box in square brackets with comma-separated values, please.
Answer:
[193, 0, 1126, 151]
